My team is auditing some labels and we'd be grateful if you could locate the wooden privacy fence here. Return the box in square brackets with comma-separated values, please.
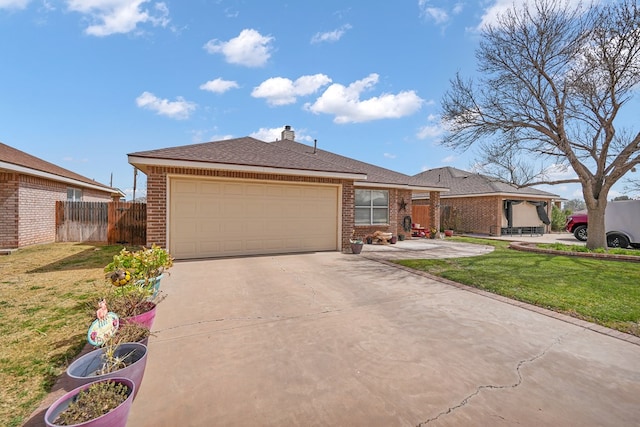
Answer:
[56, 201, 146, 245]
[108, 201, 146, 245]
[411, 205, 431, 230]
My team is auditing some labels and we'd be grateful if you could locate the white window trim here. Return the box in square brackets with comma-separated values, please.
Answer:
[355, 189, 389, 225]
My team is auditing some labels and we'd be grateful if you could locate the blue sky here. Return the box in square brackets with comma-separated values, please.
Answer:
[0, 0, 636, 201]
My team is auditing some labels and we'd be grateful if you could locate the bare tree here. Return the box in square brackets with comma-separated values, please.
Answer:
[441, 0, 640, 249]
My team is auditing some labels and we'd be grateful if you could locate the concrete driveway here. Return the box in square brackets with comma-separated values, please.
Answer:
[126, 240, 640, 427]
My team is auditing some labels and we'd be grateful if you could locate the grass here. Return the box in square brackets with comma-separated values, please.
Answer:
[3, 239, 639, 426]
[0, 243, 127, 427]
[396, 237, 640, 337]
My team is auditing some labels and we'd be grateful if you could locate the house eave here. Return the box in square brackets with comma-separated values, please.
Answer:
[128, 156, 367, 181]
[356, 181, 449, 192]
[0, 160, 124, 197]
[412, 191, 556, 200]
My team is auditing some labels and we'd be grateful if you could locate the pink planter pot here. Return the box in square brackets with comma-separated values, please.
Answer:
[122, 303, 157, 330]
[44, 377, 135, 427]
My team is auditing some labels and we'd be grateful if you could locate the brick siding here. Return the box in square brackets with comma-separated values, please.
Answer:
[415, 196, 502, 234]
[0, 172, 114, 248]
[0, 172, 19, 248]
[145, 166, 413, 253]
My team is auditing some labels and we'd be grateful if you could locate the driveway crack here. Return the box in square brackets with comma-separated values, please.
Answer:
[415, 332, 568, 426]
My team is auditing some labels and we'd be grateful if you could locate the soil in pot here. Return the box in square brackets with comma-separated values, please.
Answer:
[45, 377, 135, 427]
[66, 342, 148, 399]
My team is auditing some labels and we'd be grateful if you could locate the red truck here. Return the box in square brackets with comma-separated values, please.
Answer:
[565, 200, 640, 248]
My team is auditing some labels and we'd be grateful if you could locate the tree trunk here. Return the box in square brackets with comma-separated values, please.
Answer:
[585, 204, 607, 250]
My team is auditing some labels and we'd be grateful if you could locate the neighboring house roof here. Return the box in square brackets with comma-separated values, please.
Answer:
[271, 139, 448, 191]
[128, 137, 366, 180]
[413, 166, 559, 199]
[0, 142, 124, 197]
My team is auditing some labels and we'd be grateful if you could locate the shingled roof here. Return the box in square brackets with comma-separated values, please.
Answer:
[413, 166, 559, 198]
[0, 142, 122, 195]
[128, 137, 366, 178]
[271, 138, 447, 190]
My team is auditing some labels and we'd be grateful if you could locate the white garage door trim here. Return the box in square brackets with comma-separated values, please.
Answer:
[168, 176, 342, 259]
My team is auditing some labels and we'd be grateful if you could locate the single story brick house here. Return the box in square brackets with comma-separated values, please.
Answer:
[0, 142, 124, 249]
[412, 167, 560, 236]
[128, 126, 447, 259]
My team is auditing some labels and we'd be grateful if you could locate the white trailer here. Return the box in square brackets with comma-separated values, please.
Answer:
[605, 200, 640, 248]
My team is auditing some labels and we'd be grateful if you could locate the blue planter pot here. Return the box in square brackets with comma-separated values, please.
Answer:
[136, 274, 164, 297]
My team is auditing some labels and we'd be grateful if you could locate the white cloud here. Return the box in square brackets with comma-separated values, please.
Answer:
[476, 0, 589, 30]
[384, 153, 397, 159]
[66, 0, 170, 37]
[422, 6, 449, 24]
[203, 29, 273, 67]
[250, 126, 314, 143]
[305, 73, 423, 123]
[250, 127, 285, 142]
[199, 78, 240, 94]
[252, 74, 332, 106]
[442, 155, 457, 163]
[417, 114, 445, 139]
[310, 24, 352, 44]
[135, 91, 196, 119]
[0, 0, 30, 9]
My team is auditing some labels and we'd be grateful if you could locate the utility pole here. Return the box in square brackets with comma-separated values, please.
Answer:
[133, 167, 137, 202]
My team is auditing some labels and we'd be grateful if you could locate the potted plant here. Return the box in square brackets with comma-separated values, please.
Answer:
[349, 230, 364, 254]
[70, 300, 149, 397]
[398, 233, 405, 241]
[441, 206, 460, 237]
[105, 284, 165, 329]
[429, 227, 438, 239]
[44, 377, 135, 427]
[105, 245, 174, 296]
[66, 334, 148, 399]
[113, 321, 151, 346]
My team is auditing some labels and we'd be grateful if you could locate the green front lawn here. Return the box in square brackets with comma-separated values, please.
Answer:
[396, 238, 640, 336]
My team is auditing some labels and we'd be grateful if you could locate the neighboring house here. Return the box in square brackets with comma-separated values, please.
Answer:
[128, 126, 447, 259]
[412, 167, 560, 236]
[0, 142, 124, 249]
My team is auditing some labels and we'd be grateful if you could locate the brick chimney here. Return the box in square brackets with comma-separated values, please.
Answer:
[281, 125, 295, 141]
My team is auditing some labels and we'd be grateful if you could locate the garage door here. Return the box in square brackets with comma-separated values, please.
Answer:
[169, 177, 340, 259]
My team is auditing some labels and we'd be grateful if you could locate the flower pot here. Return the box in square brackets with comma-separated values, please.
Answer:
[390, 236, 397, 244]
[350, 242, 364, 254]
[136, 274, 164, 297]
[44, 377, 135, 427]
[122, 302, 157, 329]
[444, 230, 454, 237]
[66, 342, 148, 399]
[398, 234, 405, 241]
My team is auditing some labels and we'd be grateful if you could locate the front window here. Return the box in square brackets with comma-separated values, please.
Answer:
[355, 189, 389, 225]
[67, 188, 83, 201]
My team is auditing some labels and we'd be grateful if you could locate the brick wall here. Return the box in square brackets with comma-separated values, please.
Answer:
[0, 172, 115, 248]
[18, 175, 67, 246]
[440, 196, 502, 234]
[0, 172, 19, 248]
